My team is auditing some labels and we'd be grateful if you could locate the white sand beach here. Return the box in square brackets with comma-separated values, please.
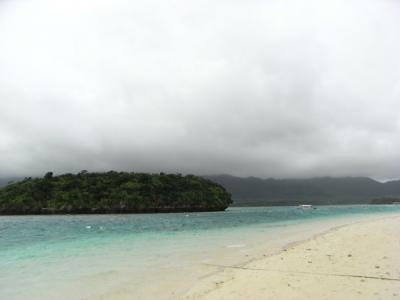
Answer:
[183, 215, 400, 300]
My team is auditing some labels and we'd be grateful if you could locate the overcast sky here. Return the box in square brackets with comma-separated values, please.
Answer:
[1, 0, 400, 179]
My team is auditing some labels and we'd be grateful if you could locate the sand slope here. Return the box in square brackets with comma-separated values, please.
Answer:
[183, 216, 400, 300]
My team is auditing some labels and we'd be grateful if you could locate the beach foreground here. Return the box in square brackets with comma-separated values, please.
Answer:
[183, 215, 400, 300]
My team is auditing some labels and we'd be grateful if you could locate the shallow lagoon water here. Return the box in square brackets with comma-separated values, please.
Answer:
[1, 205, 400, 299]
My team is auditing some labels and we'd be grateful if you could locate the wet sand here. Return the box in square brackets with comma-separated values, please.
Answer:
[182, 215, 400, 300]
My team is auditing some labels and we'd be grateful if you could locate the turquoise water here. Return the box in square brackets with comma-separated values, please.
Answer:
[1, 205, 400, 300]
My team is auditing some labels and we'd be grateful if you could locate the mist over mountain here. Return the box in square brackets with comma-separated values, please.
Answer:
[205, 175, 400, 206]
[1, 0, 400, 180]
[0, 177, 21, 187]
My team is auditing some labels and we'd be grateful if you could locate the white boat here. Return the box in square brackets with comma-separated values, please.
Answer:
[297, 204, 313, 209]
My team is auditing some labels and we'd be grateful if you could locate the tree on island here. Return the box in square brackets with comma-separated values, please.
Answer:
[0, 171, 232, 214]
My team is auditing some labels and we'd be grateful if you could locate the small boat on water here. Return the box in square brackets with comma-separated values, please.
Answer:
[297, 204, 314, 209]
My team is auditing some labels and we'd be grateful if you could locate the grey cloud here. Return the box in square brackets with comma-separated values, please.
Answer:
[1, 0, 400, 179]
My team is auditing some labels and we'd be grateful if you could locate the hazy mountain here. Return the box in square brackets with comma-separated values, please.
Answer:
[0, 177, 22, 187]
[204, 175, 400, 206]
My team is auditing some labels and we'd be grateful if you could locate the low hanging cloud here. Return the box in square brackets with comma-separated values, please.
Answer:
[1, 0, 400, 179]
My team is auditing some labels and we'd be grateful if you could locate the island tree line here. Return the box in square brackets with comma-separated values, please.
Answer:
[0, 171, 232, 214]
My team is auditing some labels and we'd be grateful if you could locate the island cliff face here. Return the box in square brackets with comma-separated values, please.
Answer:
[0, 171, 232, 215]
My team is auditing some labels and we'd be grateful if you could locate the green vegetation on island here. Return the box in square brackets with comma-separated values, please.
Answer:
[0, 171, 232, 214]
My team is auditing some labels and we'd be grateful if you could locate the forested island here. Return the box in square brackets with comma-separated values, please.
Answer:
[0, 171, 232, 215]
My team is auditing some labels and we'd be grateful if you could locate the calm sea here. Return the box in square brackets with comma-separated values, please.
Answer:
[1, 205, 399, 300]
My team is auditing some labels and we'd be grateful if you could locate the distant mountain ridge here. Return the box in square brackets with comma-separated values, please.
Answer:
[204, 175, 400, 206]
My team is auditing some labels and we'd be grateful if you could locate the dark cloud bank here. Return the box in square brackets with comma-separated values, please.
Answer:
[1, 0, 400, 180]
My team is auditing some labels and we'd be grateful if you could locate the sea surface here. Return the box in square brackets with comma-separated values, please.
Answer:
[1, 205, 400, 300]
